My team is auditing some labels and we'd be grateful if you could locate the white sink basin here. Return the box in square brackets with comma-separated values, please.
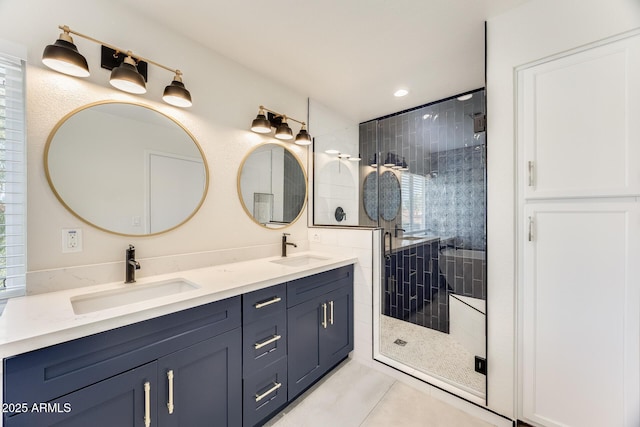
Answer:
[270, 255, 329, 267]
[71, 279, 200, 314]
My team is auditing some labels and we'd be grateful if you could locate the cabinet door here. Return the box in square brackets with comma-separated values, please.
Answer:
[287, 295, 324, 399]
[156, 328, 242, 427]
[6, 362, 157, 427]
[518, 33, 640, 199]
[320, 286, 354, 369]
[520, 202, 640, 426]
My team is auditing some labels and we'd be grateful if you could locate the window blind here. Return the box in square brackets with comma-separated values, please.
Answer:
[0, 52, 26, 301]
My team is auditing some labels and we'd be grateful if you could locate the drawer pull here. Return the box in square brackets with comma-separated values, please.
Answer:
[254, 297, 282, 309]
[144, 381, 151, 427]
[254, 334, 282, 350]
[322, 303, 328, 329]
[255, 382, 282, 402]
[167, 370, 174, 414]
[329, 300, 334, 325]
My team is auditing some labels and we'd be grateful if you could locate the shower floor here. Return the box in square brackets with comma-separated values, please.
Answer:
[379, 314, 485, 397]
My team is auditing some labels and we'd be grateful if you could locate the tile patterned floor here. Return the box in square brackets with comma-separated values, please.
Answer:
[379, 315, 485, 396]
[265, 359, 497, 427]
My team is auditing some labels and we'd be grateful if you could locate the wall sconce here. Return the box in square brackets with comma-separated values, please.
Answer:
[382, 153, 408, 171]
[250, 106, 311, 145]
[324, 151, 361, 162]
[42, 25, 192, 108]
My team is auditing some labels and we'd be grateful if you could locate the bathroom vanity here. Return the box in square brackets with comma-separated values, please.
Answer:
[0, 253, 355, 427]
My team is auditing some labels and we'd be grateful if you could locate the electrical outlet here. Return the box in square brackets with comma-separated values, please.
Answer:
[474, 356, 487, 375]
[62, 228, 83, 253]
[312, 233, 321, 243]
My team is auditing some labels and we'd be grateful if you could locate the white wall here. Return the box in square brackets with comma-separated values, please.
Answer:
[0, 0, 312, 290]
[487, 0, 640, 418]
[309, 99, 360, 226]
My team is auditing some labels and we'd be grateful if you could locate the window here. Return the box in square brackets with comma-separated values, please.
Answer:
[400, 172, 426, 233]
[0, 50, 26, 305]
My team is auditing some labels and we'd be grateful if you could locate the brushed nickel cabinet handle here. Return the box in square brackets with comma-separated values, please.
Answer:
[528, 161, 534, 187]
[255, 297, 282, 309]
[167, 370, 174, 415]
[528, 216, 534, 242]
[329, 301, 334, 326]
[144, 381, 151, 427]
[322, 303, 327, 329]
[255, 382, 282, 402]
[254, 334, 282, 350]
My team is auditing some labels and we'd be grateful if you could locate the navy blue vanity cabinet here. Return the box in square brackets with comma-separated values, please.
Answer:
[6, 362, 158, 427]
[157, 329, 242, 427]
[242, 283, 288, 427]
[3, 296, 242, 427]
[287, 265, 354, 400]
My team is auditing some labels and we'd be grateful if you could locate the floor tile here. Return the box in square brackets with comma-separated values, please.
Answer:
[266, 359, 394, 427]
[361, 382, 497, 427]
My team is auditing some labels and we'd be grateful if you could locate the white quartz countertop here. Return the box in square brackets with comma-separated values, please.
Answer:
[0, 251, 357, 359]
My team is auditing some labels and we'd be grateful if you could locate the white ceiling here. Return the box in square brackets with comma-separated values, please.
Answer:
[117, 0, 529, 122]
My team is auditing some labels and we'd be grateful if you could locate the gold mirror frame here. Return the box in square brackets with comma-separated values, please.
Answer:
[237, 142, 308, 229]
[44, 100, 210, 237]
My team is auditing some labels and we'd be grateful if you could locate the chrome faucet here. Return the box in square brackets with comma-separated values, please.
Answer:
[281, 233, 297, 257]
[125, 244, 141, 283]
[394, 224, 406, 238]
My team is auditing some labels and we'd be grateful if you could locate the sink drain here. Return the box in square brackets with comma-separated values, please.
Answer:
[393, 338, 407, 346]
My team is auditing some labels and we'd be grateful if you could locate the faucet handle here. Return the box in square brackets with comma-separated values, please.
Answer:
[282, 233, 290, 236]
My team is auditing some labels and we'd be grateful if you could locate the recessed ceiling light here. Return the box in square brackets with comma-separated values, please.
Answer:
[457, 94, 473, 101]
[325, 149, 339, 154]
[394, 89, 409, 97]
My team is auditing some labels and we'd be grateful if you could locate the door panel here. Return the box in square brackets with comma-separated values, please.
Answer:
[6, 362, 157, 427]
[320, 286, 354, 368]
[287, 297, 322, 399]
[521, 202, 640, 426]
[520, 34, 640, 199]
[157, 329, 242, 427]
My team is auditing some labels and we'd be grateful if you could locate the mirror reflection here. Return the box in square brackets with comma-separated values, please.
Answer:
[45, 102, 208, 236]
[238, 143, 306, 228]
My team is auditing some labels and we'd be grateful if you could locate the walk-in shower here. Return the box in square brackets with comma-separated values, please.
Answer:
[363, 89, 488, 402]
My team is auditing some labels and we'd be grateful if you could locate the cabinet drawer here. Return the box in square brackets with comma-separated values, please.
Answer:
[243, 283, 286, 324]
[4, 296, 241, 407]
[287, 265, 353, 308]
[243, 310, 287, 376]
[243, 357, 288, 427]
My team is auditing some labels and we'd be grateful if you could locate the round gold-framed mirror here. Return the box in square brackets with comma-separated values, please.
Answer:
[237, 143, 307, 229]
[44, 101, 209, 236]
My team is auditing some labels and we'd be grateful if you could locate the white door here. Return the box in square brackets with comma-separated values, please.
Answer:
[519, 34, 640, 200]
[517, 31, 640, 427]
[521, 202, 640, 427]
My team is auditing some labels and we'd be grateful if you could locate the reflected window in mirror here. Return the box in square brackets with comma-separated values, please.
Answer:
[45, 101, 209, 236]
[238, 143, 307, 229]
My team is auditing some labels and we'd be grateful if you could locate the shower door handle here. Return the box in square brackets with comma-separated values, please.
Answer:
[385, 232, 392, 260]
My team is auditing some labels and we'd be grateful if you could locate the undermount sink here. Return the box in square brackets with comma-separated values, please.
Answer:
[71, 279, 200, 315]
[270, 255, 329, 267]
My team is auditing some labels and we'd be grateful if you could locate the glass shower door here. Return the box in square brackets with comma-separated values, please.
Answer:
[366, 89, 488, 402]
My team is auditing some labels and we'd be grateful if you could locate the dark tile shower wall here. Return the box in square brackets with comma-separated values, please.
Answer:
[384, 240, 451, 332]
[363, 90, 487, 333]
[360, 91, 486, 249]
[283, 150, 306, 222]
